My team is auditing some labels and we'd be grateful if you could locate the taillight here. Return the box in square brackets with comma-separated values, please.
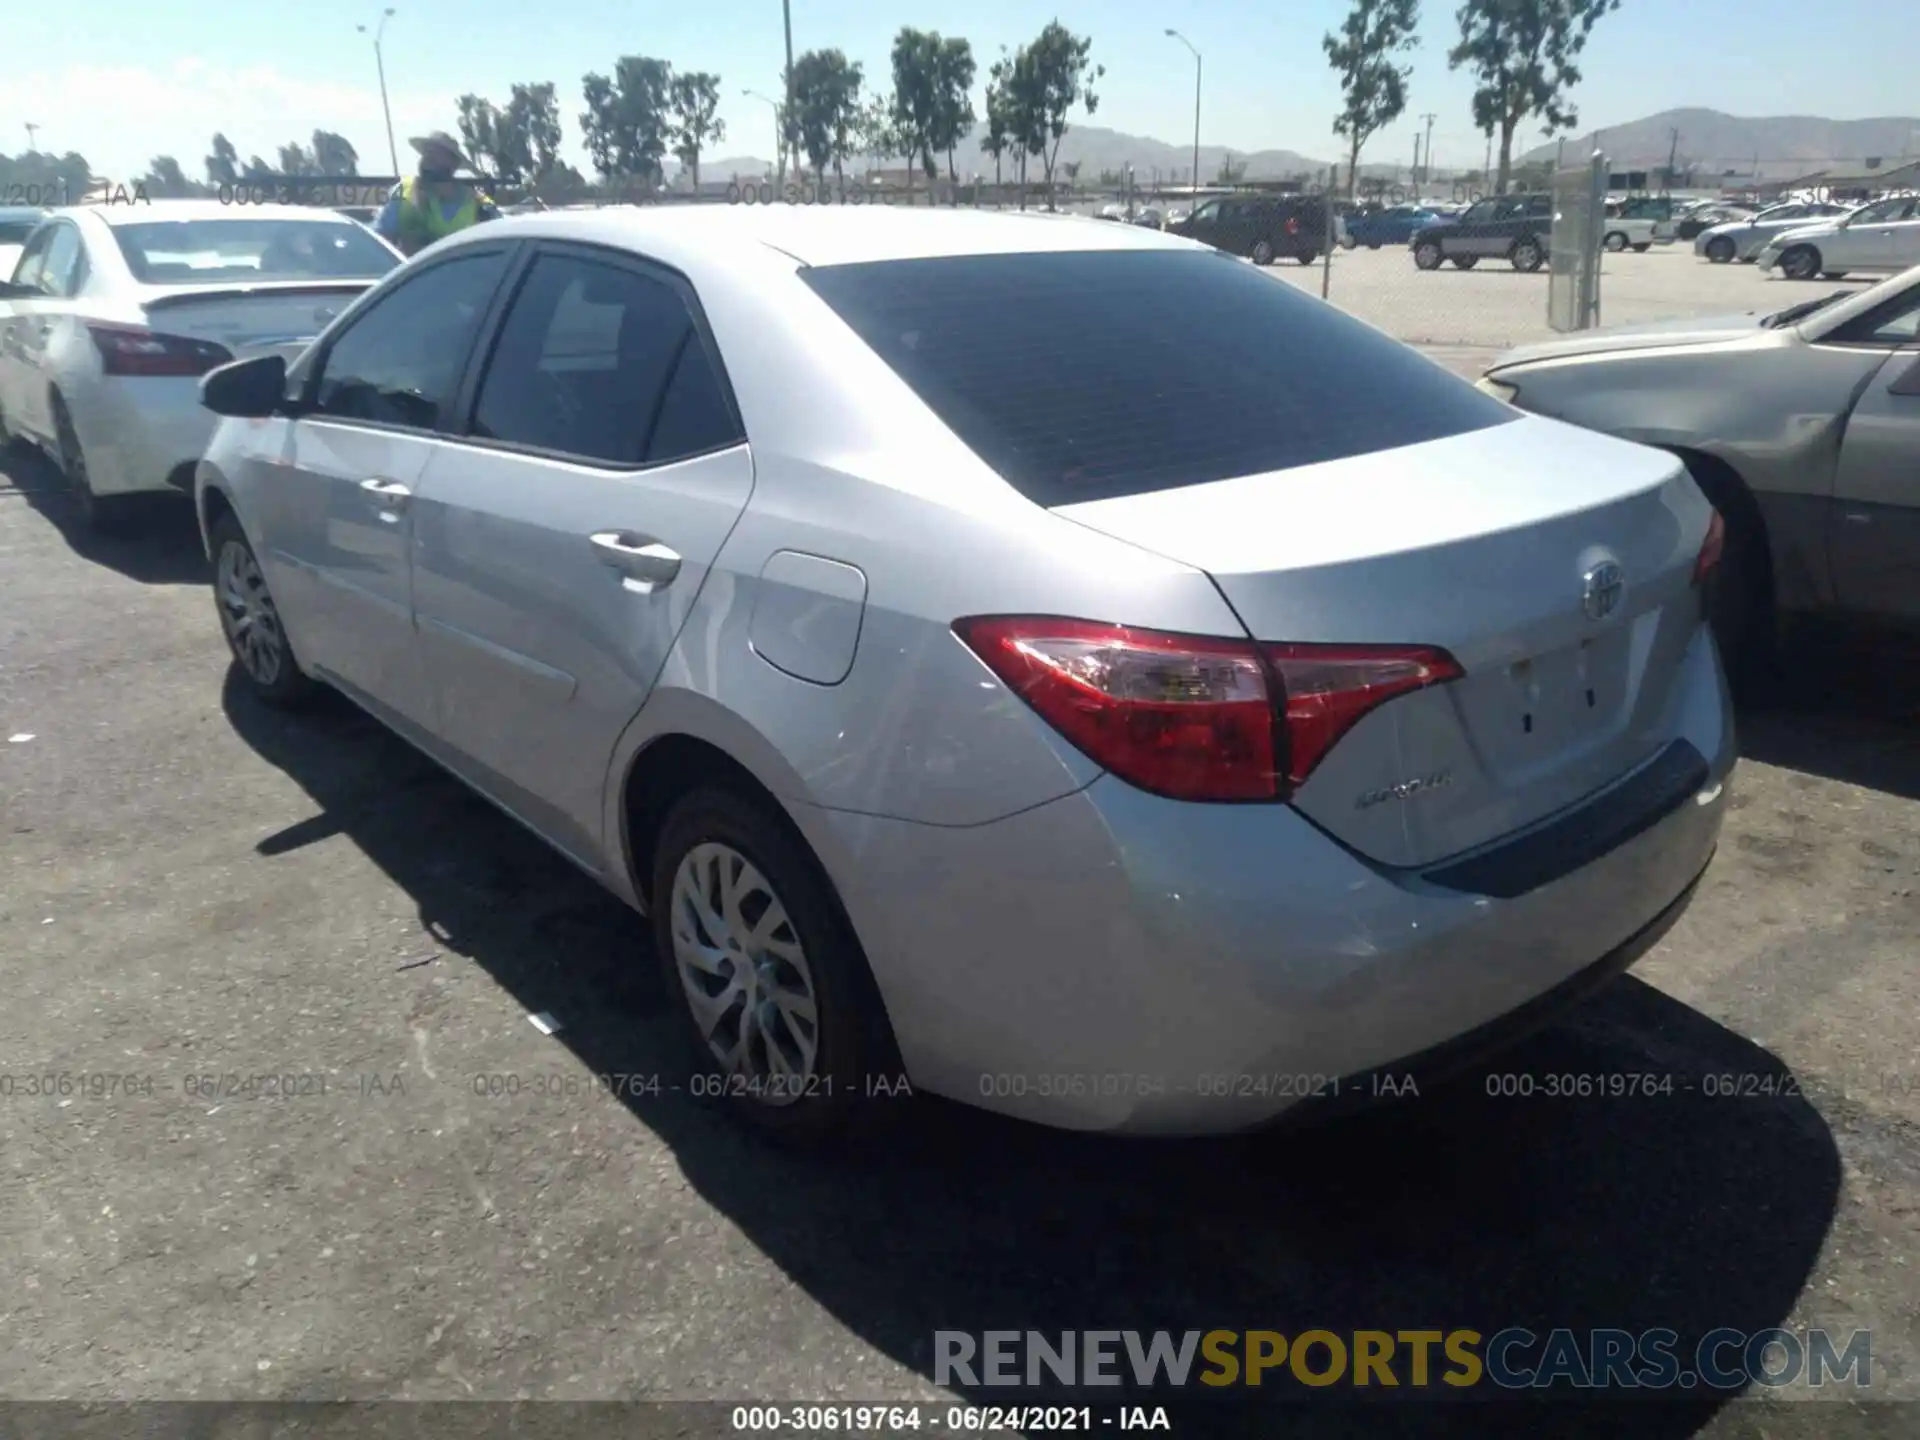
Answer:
[88, 324, 233, 378]
[1693, 510, 1725, 585]
[1285, 217, 1300, 235]
[953, 617, 1462, 803]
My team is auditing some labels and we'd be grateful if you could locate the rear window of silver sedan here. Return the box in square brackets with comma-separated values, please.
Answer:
[800, 248, 1516, 506]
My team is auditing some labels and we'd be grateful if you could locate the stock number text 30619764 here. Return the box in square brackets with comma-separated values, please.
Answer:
[726, 182, 917, 207]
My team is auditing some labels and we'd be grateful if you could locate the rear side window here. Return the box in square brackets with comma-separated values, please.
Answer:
[800, 249, 1514, 506]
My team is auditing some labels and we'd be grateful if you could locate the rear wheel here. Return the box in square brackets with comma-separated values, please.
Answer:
[1296, 250, 1318, 266]
[1604, 230, 1629, 252]
[1779, 245, 1822, 281]
[652, 786, 902, 1149]
[210, 509, 318, 708]
[1249, 238, 1275, 266]
[1510, 236, 1545, 273]
[1366, 241, 1382, 250]
[1632, 243, 1652, 253]
[1413, 239, 1443, 270]
[1450, 255, 1479, 270]
[1821, 271, 1848, 281]
[52, 396, 134, 535]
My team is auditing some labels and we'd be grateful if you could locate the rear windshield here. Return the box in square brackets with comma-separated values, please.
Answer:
[110, 218, 401, 285]
[800, 248, 1514, 506]
[0, 220, 39, 245]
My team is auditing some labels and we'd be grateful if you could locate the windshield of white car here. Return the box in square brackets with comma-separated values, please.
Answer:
[109, 219, 401, 284]
[801, 248, 1516, 506]
[1761, 290, 1855, 329]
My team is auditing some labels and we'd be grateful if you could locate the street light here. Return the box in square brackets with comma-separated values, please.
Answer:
[744, 89, 785, 186]
[1165, 29, 1200, 197]
[356, 8, 400, 179]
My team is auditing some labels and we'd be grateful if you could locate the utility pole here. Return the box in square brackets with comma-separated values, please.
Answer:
[1411, 132, 1422, 200]
[782, 0, 797, 185]
[1165, 30, 1202, 204]
[1483, 130, 1493, 191]
[1665, 126, 1680, 192]
[355, 8, 400, 179]
[1419, 111, 1436, 192]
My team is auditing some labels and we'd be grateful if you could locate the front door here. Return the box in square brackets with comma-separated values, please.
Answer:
[250, 245, 515, 727]
[1453, 199, 1504, 257]
[1831, 342, 1920, 629]
[408, 243, 754, 863]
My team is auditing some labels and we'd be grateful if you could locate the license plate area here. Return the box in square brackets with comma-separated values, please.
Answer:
[1501, 635, 1631, 747]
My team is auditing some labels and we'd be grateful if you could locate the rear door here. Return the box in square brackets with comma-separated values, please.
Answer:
[0, 222, 76, 440]
[248, 245, 516, 727]
[407, 242, 753, 863]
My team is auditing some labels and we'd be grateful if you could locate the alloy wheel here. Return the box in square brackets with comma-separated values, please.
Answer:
[217, 539, 286, 687]
[669, 841, 821, 1101]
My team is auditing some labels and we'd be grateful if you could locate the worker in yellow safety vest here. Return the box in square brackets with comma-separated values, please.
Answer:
[373, 131, 500, 257]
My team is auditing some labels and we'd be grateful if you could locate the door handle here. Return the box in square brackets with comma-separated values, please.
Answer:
[359, 477, 412, 516]
[589, 531, 682, 590]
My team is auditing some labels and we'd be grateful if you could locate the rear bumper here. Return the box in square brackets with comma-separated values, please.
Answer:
[806, 624, 1734, 1136]
[66, 374, 213, 496]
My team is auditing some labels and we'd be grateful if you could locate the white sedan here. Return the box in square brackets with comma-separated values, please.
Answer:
[0, 200, 402, 530]
[1755, 195, 1920, 280]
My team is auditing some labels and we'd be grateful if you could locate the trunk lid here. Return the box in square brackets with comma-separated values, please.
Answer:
[1052, 415, 1712, 869]
[138, 281, 373, 357]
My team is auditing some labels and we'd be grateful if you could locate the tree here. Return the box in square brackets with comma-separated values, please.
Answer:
[205, 133, 240, 187]
[579, 57, 675, 194]
[1448, 0, 1620, 195]
[276, 142, 318, 175]
[980, 72, 1010, 196]
[311, 130, 359, 175]
[0, 150, 95, 204]
[990, 44, 1047, 209]
[141, 156, 199, 197]
[854, 92, 901, 183]
[242, 155, 275, 180]
[1011, 22, 1102, 209]
[667, 71, 726, 192]
[889, 27, 941, 203]
[789, 50, 863, 195]
[457, 94, 504, 176]
[929, 36, 977, 199]
[1323, 0, 1420, 199]
[1062, 159, 1081, 187]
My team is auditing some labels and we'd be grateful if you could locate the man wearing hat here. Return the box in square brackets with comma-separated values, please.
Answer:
[373, 131, 500, 256]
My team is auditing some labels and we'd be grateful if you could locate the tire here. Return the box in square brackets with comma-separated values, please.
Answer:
[1632, 243, 1651, 253]
[651, 786, 903, 1150]
[1366, 241, 1381, 250]
[1604, 230, 1629, 252]
[1821, 271, 1847, 281]
[1779, 245, 1821, 281]
[52, 397, 134, 535]
[1450, 255, 1479, 270]
[1249, 238, 1275, 266]
[1413, 240, 1443, 271]
[1510, 236, 1545, 273]
[209, 508, 318, 708]
[1296, 250, 1318, 266]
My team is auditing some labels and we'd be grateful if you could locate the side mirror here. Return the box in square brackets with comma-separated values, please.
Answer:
[200, 353, 289, 419]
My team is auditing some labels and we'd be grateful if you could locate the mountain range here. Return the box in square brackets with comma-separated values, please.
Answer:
[690, 108, 1920, 185]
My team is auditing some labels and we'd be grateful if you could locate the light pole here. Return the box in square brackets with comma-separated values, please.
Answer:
[781, 0, 797, 185]
[1164, 29, 1200, 196]
[744, 90, 785, 186]
[356, 8, 400, 179]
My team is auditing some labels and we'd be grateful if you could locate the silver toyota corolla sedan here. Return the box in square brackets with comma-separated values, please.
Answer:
[194, 207, 1734, 1144]
[1476, 263, 1920, 680]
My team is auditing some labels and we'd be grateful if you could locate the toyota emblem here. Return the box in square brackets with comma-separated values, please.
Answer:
[1582, 561, 1625, 621]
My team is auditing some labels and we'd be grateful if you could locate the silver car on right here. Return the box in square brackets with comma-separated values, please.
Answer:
[1478, 263, 1920, 678]
[1694, 199, 1849, 264]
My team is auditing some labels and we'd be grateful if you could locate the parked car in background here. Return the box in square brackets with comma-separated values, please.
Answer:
[1757, 194, 1920, 280]
[334, 206, 380, 225]
[0, 206, 49, 278]
[1412, 193, 1554, 272]
[1694, 200, 1850, 263]
[1602, 196, 1678, 251]
[1342, 204, 1440, 249]
[193, 205, 1731, 1144]
[0, 201, 402, 530]
[1477, 262, 1920, 680]
[1675, 204, 1754, 241]
[1166, 193, 1333, 265]
[1132, 208, 1165, 229]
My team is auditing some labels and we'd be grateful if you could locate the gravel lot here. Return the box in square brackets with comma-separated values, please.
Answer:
[2, 247, 1918, 1436]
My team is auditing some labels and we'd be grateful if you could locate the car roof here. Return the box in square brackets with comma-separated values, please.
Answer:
[74, 200, 360, 227]
[436, 204, 1197, 271]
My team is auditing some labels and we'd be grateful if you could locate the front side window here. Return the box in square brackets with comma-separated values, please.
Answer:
[10, 226, 52, 288]
[1462, 200, 1499, 224]
[310, 250, 510, 430]
[37, 225, 83, 297]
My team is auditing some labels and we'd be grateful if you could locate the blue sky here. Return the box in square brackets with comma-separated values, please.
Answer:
[8, 0, 1912, 182]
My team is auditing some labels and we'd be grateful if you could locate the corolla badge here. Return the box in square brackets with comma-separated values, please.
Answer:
[1356, 769, 1453, 810]
[1582, 560, 1625, 622]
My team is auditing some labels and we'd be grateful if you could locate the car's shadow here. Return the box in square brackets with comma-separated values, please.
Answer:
[1, 441, 207, 586]
[1739, 628, 1920, 800]
[223, 669, 1843, 1436]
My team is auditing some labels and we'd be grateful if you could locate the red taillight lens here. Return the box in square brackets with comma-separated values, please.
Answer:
[1262, 644, 1464, 787]
[954, 617, 1463, 802]
[1285, 217, 1300, 235]
[1693, 510, 1725, 585]
[88, 324, 233, 378]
